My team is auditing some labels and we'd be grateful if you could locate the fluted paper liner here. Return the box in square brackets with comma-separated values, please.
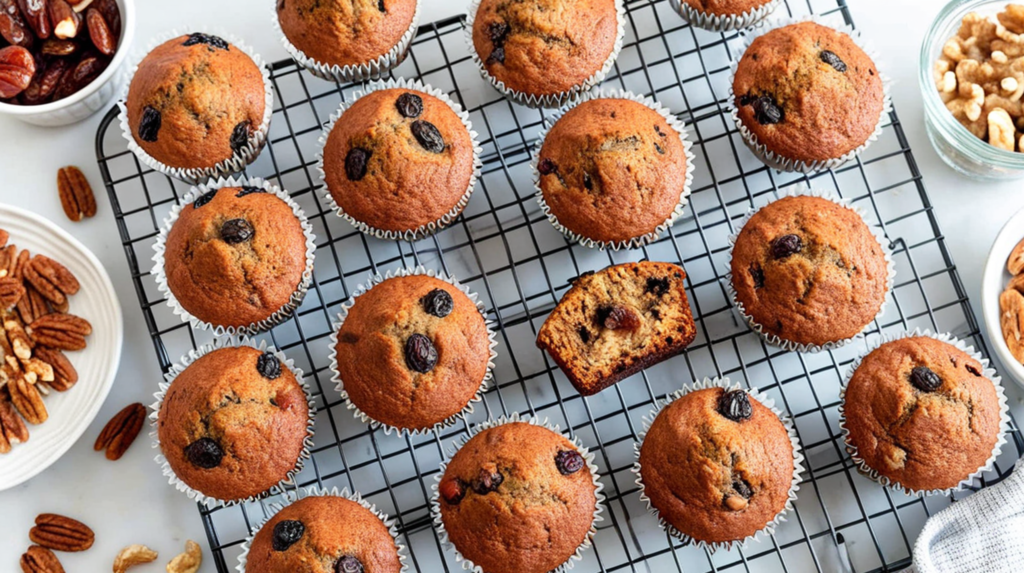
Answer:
[532, 88, 696, 250]
[431, 413, 605, 571]
[632, 377, 805, 552]
[725, 187, 896, 353]
[152, 176, 316, 337]
[235, 485, 409, 573]
[669, 0, 781, 32]
[148, 338, 316, 508]
[328, 266, 498, 435]
[117, 28, 274, 184]
[464, 0, 626, 109]
[728, 16, 893, 173]
[316, 78, 483, 241]
[838, 329, 1011, 497]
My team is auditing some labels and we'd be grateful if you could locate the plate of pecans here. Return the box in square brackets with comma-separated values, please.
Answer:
[0, 203, 122, 490]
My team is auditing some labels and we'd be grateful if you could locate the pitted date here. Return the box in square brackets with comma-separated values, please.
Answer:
[17, 0, 49, 40]
[86, 8, 115, 56]
[20, 57, 68, 104]
[41, 39, 80, 56]
[0, 0, 32, 47]
[52, 53, 103, 101]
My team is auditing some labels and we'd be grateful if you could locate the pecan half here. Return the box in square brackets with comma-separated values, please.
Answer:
[4, 317, 34, 359]
[27, 314, 90, 350]
[11, 248, 29, 280]
[16, 285, 50, 325]
[94, 402, 145, 460]
[20, 545, 64, 573]
[29, 514, 94, 552]
[113, 545, 157, 573]
[0, 228, 7, 248]
[33, 346, 76, 391]
[10, 374, 47, 425]
[0, 276, 25, 310]
[23, 256, 79, 308]
[56, 166, 97, 222]
[21, 357, 54, 382]
[0, 245, 15, 277]
[0, 389, 30, 453]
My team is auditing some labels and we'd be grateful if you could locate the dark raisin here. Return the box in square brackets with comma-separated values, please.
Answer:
[221, 218, 254, 244]
[183, 32, 229, 51]
[738, 94, 754, 106]
[395, 92, 423, 118]
[377, 0, 385, 12]
[910, 366, 942, 392]
[192, 189, 217, 208]
[230, 121, 252, 154]
[404, 334, 438, 373]
[578, 326, 592, 343]
[654, 124, 666, 137]
[439, 478, 466, 505]
[820, 50, 847, 73]
[555, 450, 585, 475]
[345, 148, 371, 181]
[487, 46, 505, 65]
[770, 234, 803, 259]
[538, 158, 557, 175]
[411, 120, 445, 153]
[236, 186, 266, 197]
[271, 520, 304, 551]
[421, 288, 453, 318]
[471, 468, 504, 494]
[751, 95, 784, 125]
[750, 264, 765, 289]
[138, 106, 162, 142]
[966, 364, 982, 376]
[336, 556, 364, 573]
[488, 22, 510, 44]
[717, 389, 752, 422]
[184, 438, 223, 469]
[645, 277, 670, 296]
[257, 352, 282, 379]
[600, 306, 641, 331]
[583, 172, 593, 191]
[733, 478, 753, 499]
[654, 143, 665, 155]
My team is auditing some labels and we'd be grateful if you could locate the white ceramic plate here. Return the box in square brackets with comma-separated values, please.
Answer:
[0, 204, 123, 490]
[983, 204, 1024, 389]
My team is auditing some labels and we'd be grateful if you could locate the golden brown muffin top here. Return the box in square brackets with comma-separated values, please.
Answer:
[276, 0, 417, 68]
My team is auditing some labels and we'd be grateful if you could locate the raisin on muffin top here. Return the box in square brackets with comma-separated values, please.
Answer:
[276, 0, 417, 68]
[683, 0, 775, 16]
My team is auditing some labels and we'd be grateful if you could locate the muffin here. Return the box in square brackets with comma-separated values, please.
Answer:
[536, 95, 691, 247]
[161, 182, 311, 332]
[276, 0, 419, 81]
[320, 82, 478, 239]
[469, 0, 622, 107]
[157, 345, 310, 503]
[332, 272, 492, 432]
[731, 21, 885, 171]
[245, 492, 402, 573]
[436, 421, 599, 573]
[671, 0, 779, 31]
[124, 33, 268, 179]
[729, 194, 890, 349]
[637, 384, 797, 546]
[842, 335, 1005, 493]
[537, 261, 696, 396]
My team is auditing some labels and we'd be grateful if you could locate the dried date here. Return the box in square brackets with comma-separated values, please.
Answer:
[86, 8, 115, 56]
[41, 39, 80, 57]
[17, 0, 50, 40]
[20, 57, 68, 105]
[47, 0, 80, 40]
[94, 0, 119, 39]
[52, 53, 103, 101]
[0, 0, 32, 47]
[0, 45, 36, 99]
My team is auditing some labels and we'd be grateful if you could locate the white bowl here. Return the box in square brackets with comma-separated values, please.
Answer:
[0, 0, 135, 127]
[982, 204, 1024, 388]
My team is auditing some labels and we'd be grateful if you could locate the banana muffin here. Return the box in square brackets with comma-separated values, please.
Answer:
[158, 346, 309, 502]
[321, 86, 476, 238]
[842, 336, 1004, 492]
[246, 494, 402, 573]
[537, 261, 696, 396]
[437, 422, 598, 573]
[638, 386, 795, 545]
[333, 273, 491, 432]
[126, 33, 266, 171]
[732, 21, 884, 166]
[163, 185, 309, 330]
[537, 97, 689, 246]
[681, 0, 774, 16]
[729, 195, 889, 348]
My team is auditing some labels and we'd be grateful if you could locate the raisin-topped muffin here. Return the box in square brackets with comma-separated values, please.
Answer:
[638, 386, 795, 545]
[437, 422, 598, 573]
[732, 21, 884, 167]
[333, 273, 491, 432]
[246, 494, 402, 573]
[158, 346, 309, 502]
[537, 97, 689, 246]
[321, 86, 476, 238]
[729, 195, 889, 348]
[537, 261, 696, 396]
[126, 33, 266, 171]
[842, 336, 1003, 492]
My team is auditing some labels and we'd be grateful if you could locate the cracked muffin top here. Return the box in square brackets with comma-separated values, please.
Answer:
[732, 21, 884, 163]
[158, 346, 309, 502]
[843, 336, 1003, 492]
[682, 0, 774, 16]
[437, 422, 598, 573]
[333, 274, 491, 431]
[276, 0, 417, 69]
[471, 0, 619, 97]
[638, 386, 794, 544]
[322, 87, 475, 235]
[537, 98, 688, 244]
[163, 186, 308, 330]
[729, 195, 889, 348]
[126, 33, 266, 170]
[246, 495, 402, 573]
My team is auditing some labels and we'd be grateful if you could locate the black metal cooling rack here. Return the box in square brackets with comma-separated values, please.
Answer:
[95, 0, 1024, 571]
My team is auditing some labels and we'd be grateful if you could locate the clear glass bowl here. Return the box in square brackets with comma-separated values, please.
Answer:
[921, 0, 1024, 180]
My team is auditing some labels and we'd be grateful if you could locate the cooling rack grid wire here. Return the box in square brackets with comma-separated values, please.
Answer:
[95, 0, 1024, 571]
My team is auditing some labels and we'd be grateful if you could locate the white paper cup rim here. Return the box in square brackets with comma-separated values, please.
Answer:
[669, 0, 782, 32]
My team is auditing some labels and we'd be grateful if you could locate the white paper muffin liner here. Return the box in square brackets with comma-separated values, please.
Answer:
[151, 176, 316, 337]
[725, 187, 896, 353]
[464, 0, 626, 109]
[316, 78, 483, 241]
[669, 0, 781, 32]
[148, 337, 316, 509]
[532, 88, 696, 250]
[838, 329, 1011, 497]
[235, 485, 409, 573]
[328, 266, 498, 435]
[728, 16, 893, 173]
[632, 376, 805, 552]
[271, 0, 420, 83]
[430, 413, 605, 572]
[117, 29, 274, 184]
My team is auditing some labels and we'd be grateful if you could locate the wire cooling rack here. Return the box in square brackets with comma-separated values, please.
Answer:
[95, 0, 1024, 571]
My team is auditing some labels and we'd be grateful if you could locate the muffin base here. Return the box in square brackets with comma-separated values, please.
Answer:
[669, 0, 782, 31]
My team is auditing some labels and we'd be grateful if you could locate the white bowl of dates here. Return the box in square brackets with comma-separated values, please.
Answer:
[982, 204, 1024, 389]
[0, 0, 134, 127]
